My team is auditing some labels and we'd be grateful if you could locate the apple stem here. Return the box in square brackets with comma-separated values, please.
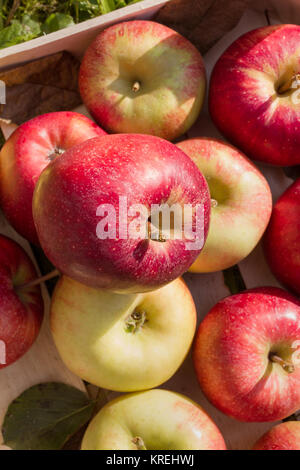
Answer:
[132, 81, 141, 93]
[147, 221, 166, 243]
[17, 269, 60, 290]
[277, 73, 300, 94]
[125, 310, 147, 333]
[132, 436, 147, 450]
[269, 353, 295, 374]
[210, 198, 218, 208]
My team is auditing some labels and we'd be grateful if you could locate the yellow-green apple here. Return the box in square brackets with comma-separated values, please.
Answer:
[0, 111, 105, 245]
[0, 235, 43, 369]
[252, 422, 300, 450]
[81, 389, 226, 450]
[209, 24, 300, 166]
[264, 178, 300, 295]
[193, 287, 300, 422]
[51, 277, 196, 392]
[177, 138, 272, 272]
[33, 133, 210, 293]
[79, 20, 206, 141]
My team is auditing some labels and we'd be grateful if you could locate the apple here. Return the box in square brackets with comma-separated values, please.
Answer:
[263, 178, 300, 295]
[0, 111, 106, 245]
[33, 133, 210, 293]
[177, 138, 272, 272]
[79, 20, 206, 141]
[209, 24, 300, 166]
[0, 235, 44, 369]
[193, 287, 300, 422]
[81, 389, 226, 450]
[51, 276, 196, 392]
[252, 421, 300, 450]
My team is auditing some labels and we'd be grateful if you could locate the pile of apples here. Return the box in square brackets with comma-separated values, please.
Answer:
[0, 20, 299, 450]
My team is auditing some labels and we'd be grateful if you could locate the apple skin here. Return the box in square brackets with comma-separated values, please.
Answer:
[252, 421, 300, 450]
[0, 111, 105, 245]
[79, 20, 206, 141]
[0, 235, 44, 369]
[263, 179, 300, 295]
[209, 24, 300, 166]
[81, 389, 226, 450]
[51, 277, 196, 392]
[193, 287, 300, 422]
[33, 133, 210, 293]
[177, 138, 272, 272]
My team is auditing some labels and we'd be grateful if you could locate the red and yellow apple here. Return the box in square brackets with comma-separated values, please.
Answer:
[51, 277, 196, 392]
[0, 111, 105, 245]
[209, 24, 300, 166]
[253, 421, 300, 450]
[193, 287, 300, 422]
[0, 235, 44, 369]
[177, 138, 272, 272]
[33, 133, 210, 293]
[79, 20, 206, 141]
[264, 178, 300, 295]
[81, 389, 226, 450]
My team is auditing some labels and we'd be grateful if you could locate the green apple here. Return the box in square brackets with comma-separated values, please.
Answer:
[51, 277, 196, 391]
[81, 389, 226, 450]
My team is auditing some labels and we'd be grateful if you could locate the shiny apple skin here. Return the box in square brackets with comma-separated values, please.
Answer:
[209, 24, 300, 166]
[79, 20, 206, 141]
[263, 179, 300, 295]
[253, 421, 300, 450]
[81, 389, 226, 450]
[0, 235, 44, 369]
[193, 287, 300, 422]
[51, 277, 196, 391]
[33, 133, 210, 293]
[0, 111, 105, 245]
[177, 138, 272, 272]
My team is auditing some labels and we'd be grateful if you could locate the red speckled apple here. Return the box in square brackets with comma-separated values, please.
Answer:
[193, 287, 300, 422]
[177, 138, 272, 272]
[79, 20, 206, 141]
[209, 24, 300, 166]
[0, 235, 43, 369]
[0, 111, 105, 245]
[33, 134, 210, 293]
[253, 421, 300, 450]
[263, 178, 300, 295]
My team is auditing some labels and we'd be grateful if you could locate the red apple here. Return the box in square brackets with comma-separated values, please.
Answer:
[79, 20, 206, 141]
[193, 287, 300, 422]
[209, 24, 300, 166]
[33, 133, 210, 293]
[0, 111, 105, 245]
[0, 235, 44, 369]
[253, 421, 300, 450]
[177, 138, 272, 271]
[263, 178, 300, 295]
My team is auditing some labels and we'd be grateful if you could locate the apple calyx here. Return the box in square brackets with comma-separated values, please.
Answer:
[269, 352, 295, 374]
[132, 436, 147, 450]
[277, 73, 300, 95]
[16, 269, 60, 291]
[125, 310, 147, 333]
[48, 147, 65, 161]
[131, 81, 141, 93]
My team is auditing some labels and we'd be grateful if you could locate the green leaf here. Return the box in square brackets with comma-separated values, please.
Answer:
[0, 15, 41, 49]
[2, 383, 95, 450]
[100, 0, 116, 14]
[223, 264, 246, 295]
[42, 13, 75, 34]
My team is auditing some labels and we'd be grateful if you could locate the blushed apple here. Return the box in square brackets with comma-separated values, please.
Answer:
[177, 138, 272, 272]
[193, 287, 300, 422]
[0, 111, 105, 245]
[209, 24, 300, 166]
[33, 133, 210, 293]
[79, 20, 206, 141]
[253, 421, 300, 450]
[0, 235, 44, 369]
[51, 277, 196, 392]
[81, 389, 226, 450]
[264, 178, 300, 295]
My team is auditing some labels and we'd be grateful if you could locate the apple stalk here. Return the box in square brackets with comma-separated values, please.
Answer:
[17, 269, 60, 290]
[269, 353, 295, 374]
